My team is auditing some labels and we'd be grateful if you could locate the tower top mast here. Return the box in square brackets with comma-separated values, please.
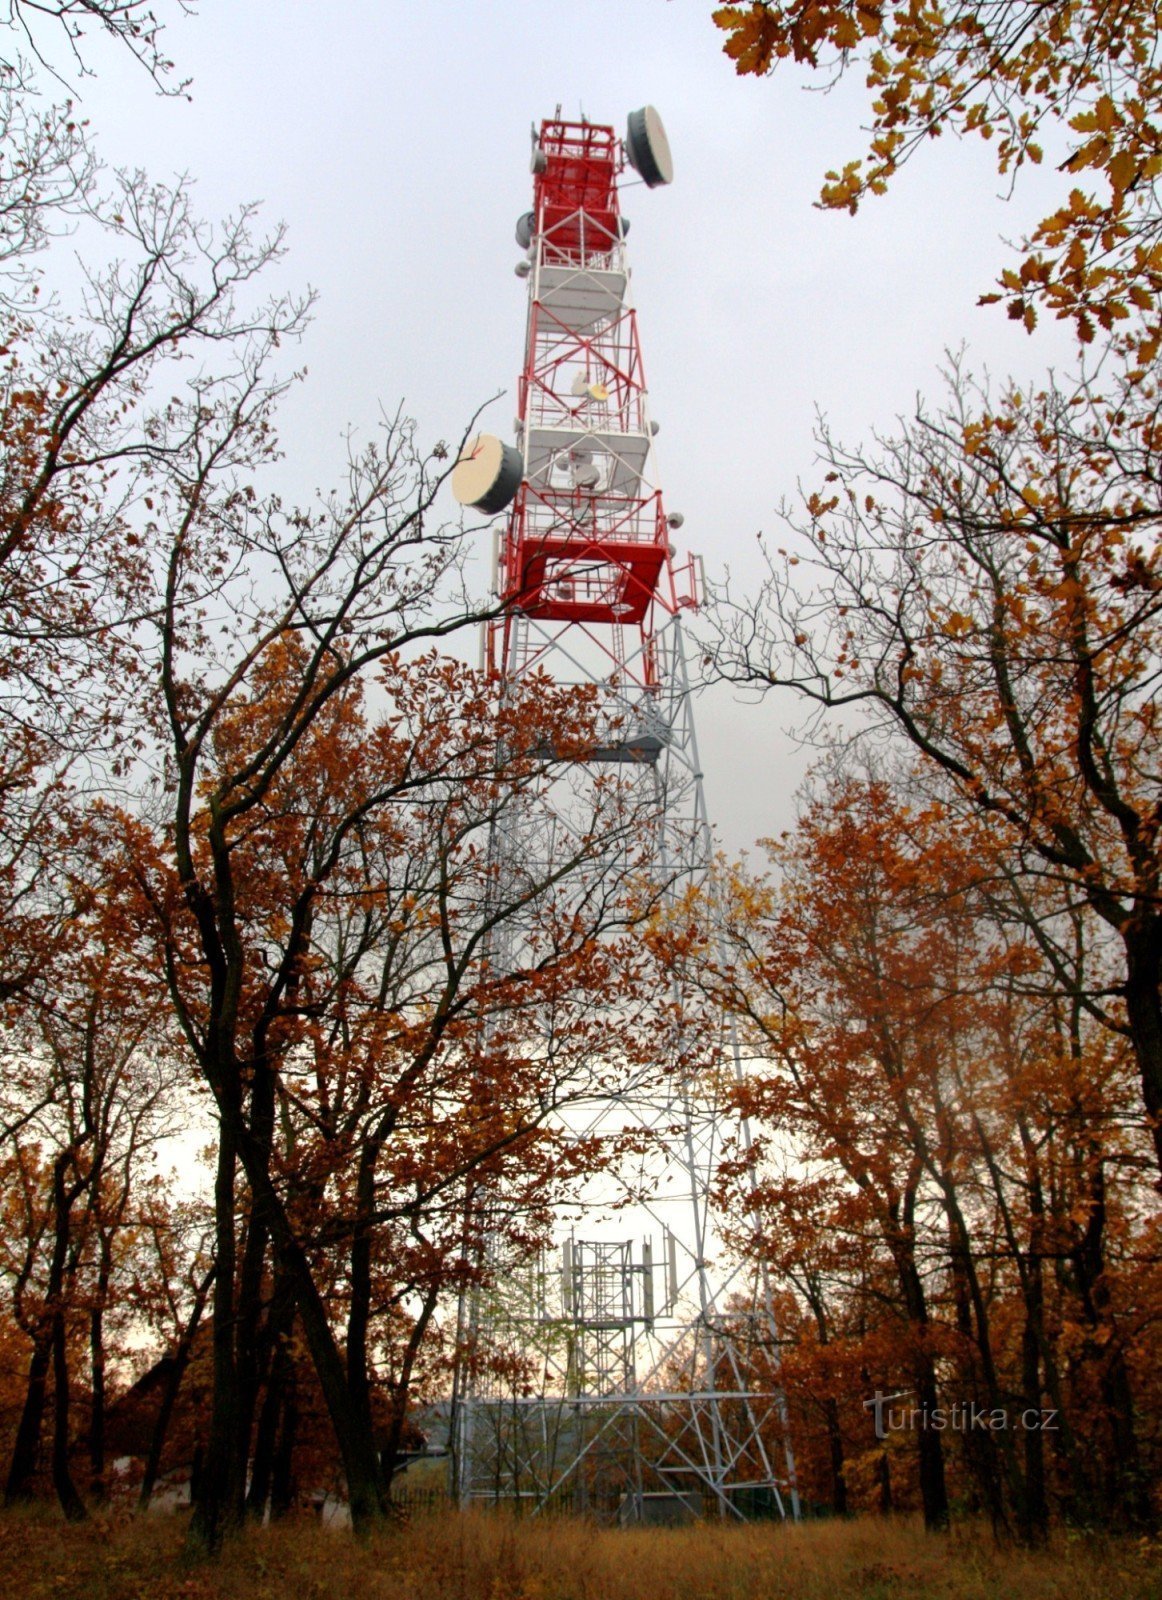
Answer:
[453, 107, 697, 703]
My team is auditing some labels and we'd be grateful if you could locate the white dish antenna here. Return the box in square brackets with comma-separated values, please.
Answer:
[625, 106, 673, 188]
[451, 434, 524, 515]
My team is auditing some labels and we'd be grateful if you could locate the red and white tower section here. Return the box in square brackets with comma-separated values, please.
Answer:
[449, 110, 798, 1522]
[455, 110, 698, 739]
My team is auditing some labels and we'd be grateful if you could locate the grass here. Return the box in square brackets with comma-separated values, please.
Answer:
[0, 1506, 1158, 1600]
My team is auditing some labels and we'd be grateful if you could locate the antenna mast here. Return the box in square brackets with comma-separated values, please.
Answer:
[449, 109, 799, 1523]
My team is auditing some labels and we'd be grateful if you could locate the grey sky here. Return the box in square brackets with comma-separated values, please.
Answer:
[62, 0, 1079, 856]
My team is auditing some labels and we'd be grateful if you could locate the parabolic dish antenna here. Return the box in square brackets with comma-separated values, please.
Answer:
[625, 106, 673, 188]
[451, 434, 524, 515]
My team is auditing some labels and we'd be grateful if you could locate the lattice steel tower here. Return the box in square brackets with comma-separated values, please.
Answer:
[447, 109, 798, 1523]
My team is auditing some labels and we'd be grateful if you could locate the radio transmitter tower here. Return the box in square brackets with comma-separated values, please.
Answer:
[448, 109, 798, 1523]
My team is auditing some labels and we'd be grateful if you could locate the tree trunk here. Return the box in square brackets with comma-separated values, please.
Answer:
[4, 1335, 52, 1503]
[822, 1395, 847, 1516]
[228, 1109, 388, 1532]
[345, 1156, 376, 1486]
[380, 1283, 439, 1502]
[236, 1050, 278, 1515]
[139, 1264, 214, 1512]
[245, 1355, 281, 1523]
[1018, 1314, 1048, 1545]
[1069, 1155, 1154, 1531]
[877, 1449, 893, 1515]
[89, 1303, 106, 1501]
[51, 1307, 85, 1521]
[276, 1232, 387, 1533]
[89, 1240, 113, 1501]
[234, 1204, 270, 1514]
[269, 1361, 299, 1521]
[246, 1277, 295, 1521]
[1098, 1344, 1155, 1532]
[947, 1243, 1006, 1532]
[886, 1182, 948, 1532]
[6, 1147, 84, 1507]
[940, 1174, 1043, 1538]
[913, 1355, 948, 1533]
[1121, 918, 1162, 1176]
[189, 1114, 243, 1553]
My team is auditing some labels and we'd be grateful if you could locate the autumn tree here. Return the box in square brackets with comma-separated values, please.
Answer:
[100, 333, 674, 1540]
[0, 0, 208, 776]
[694, 765, 1159, 1532]
[715, 1168, 878, 1518]
[0, 832, 191, 1516]
[0, 0, 685, 1545]
[711, 351, 1162, 1180]
[0, 66, 312, 1007]
[112, 392, 497, 1544]
[711, 0, 1162, 361]
[277, 707, 668, 1504]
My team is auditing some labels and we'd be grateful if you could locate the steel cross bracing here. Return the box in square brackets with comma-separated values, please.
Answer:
[448, 116, 799, 1523]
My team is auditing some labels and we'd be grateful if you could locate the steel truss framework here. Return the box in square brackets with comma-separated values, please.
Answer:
[449, 116, 799, 1523]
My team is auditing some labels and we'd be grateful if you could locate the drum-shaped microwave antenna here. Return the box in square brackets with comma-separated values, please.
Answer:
[625, 106, 673, 188]
[570, 373, 609, 403]
[451, 434, 524, 515]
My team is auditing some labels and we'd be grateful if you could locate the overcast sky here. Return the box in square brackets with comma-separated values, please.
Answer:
[57, 0, 1080, 857]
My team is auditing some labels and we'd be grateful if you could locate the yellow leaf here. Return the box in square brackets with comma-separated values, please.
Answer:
[1108, 149, 1138, 193]
[941, 611, 974, 637]
[1094, 95, 1118, 134]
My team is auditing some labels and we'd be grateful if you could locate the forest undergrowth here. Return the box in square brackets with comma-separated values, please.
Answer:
[0, 1507, 1158, 1600]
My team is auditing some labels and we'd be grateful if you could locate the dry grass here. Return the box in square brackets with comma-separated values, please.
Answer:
[0, 1506, 1157, 1600]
